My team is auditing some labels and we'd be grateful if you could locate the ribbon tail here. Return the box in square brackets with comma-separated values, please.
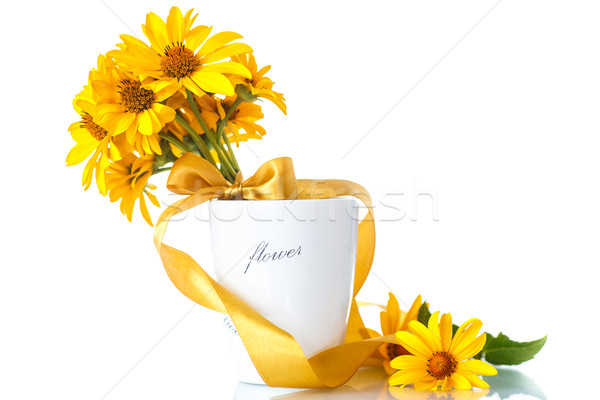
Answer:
[345, 300, 372, 343]
[296, 179, 376, 295]
[154, 189, 228, 313]
[153, 171, 385, 388]
[308, 334, 398, 387]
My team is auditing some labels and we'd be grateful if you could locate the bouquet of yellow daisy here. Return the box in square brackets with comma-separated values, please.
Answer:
[67, 6, 545, 392]
[67, 6, 285, 225]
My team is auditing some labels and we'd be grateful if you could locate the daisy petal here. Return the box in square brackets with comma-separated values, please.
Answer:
[66, 142, 96, 166]
[138, 110, 153, 136]
[455, 333, 487, 360]
[95, 166, 107, 196]
[148, 133, 162, 154]
[441, 377, 452, 391]
[457, 359, 498, 376]
[166, 6, 185, 44]
[199, 43, 253, 65]
[148, 110, 162, 133]
[439, 313, 453, 351]
[191, 71, 235, 96]
[395, 331, 432, 359]
[141, 135, 152, 154]
[389, 355, 428, 370]
[112, 112, 136, 135]
[408, 320, 441, 353]
[125, 118, 138, 144]
[146, 190, 160, 207]
[463, 373, 491, 389]
[380, 311, 390, 336]
[427, 311, 443, 351]
[414, 377, 437, 391]
[200, 61, 252, 77]
[152, 103, 176, 124]
[185, 25, 212, 52]
[119, 34, 158, 61]
[109, 140, 122, 161]
[389, 369, 430, 386]
[197, 31, 244, 56]
[387, 293, 401, 332]
[82, 148, 100, 190]
[450, 318, 482, 354]
[139, 193, 153, 226]
[448, 373, 472, 390]
[143, 12, 169, 52]
[181, 76, 207, 97]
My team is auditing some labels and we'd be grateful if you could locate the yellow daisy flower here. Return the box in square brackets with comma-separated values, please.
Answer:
[188, 94, 265, 145]
[215, 96, 265, 145]
[105, 153, 160, 226]
[107, 6, 252, 97]
[390, 312, 497, 391]
[66, 81, 125, 195]
[91, 57, 177, 156]
[230, 53, 287, 114]
[379, 294, 422, 375]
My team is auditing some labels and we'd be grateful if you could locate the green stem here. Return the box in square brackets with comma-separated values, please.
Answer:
[222, 133, 239, 170]
[216, 96, 243, 170]
[185, 90, 238, 180]
[185, 90, 211, 137]
[202, 127, 237, 181]
[218, 96, 244, 141]
[154, 167, 172, 174]
[174, 113, 219, 169]
[158, 132, 191, 153]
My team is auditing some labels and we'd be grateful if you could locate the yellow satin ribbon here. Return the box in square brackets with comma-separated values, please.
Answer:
[153, 153, 397, 388]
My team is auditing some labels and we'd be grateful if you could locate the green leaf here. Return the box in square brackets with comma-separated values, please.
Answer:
[417, 302, 432, 325]
[482, 332, 547, 365]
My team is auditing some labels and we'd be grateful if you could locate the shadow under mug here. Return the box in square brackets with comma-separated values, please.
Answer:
[210, 198, 359, 385]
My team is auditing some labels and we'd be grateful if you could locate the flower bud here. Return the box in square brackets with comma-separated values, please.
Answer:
[235, 84, 258, 102]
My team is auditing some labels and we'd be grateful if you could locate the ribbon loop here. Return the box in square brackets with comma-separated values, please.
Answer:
[166, 153, 230, 195]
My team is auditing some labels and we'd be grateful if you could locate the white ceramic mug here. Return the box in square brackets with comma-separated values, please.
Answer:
[209, 198, 359, 385]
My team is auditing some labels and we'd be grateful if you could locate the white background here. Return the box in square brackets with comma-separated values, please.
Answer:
[1, 0, 598, 399]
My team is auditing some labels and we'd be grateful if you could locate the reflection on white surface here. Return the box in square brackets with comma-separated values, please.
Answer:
[485, 368, 546, 400]
[232, 367, 546, 400]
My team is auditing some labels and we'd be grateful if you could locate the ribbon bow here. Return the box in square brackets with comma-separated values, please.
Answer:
[154, 153, 395, 388]
[165, 153, 298, 200]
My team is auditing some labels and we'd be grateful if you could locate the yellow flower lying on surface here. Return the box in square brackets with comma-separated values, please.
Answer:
[108, 6, 252, 97]
[378, 293, 422, 375]
[390, 312, 497, 391]
[105, 153, 160, 226]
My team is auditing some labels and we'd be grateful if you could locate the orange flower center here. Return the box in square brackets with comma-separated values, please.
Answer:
[160, 43, 201, 80]
[81, 113, 107, 140]
[428, 351, 457, 380]
[118, 79, 154, 113]
[386, 343, 411, 360]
